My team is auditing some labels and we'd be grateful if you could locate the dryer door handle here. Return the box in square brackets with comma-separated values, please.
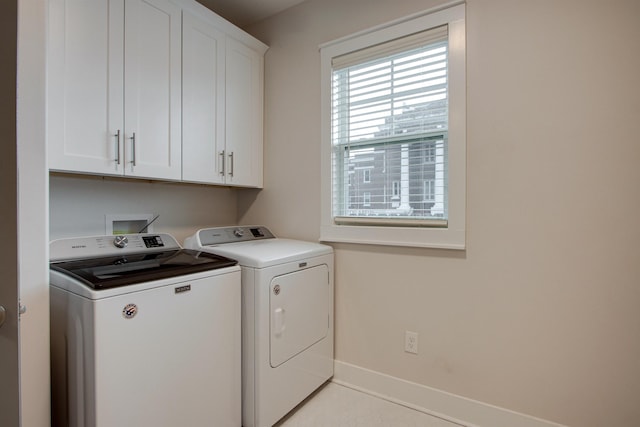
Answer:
[273, 307, 285, 336]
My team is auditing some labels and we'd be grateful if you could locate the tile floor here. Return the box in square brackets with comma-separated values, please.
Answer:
[275, 382, 465, 427]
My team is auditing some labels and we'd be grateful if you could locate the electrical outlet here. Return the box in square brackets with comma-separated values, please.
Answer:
[405, 331, 418, 354]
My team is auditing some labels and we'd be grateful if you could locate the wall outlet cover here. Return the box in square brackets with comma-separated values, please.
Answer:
[405, 330, 418, 354]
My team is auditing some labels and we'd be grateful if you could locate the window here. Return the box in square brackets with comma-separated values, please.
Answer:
[424, 142, 436, 163]
[363, 169, 371, 183]
[424, 179, 435, 202]
[320, 3, 466, 249]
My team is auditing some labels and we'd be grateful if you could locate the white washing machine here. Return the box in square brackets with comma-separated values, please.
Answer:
[184, 226, 334, 427]
[49, 233, 242, 427]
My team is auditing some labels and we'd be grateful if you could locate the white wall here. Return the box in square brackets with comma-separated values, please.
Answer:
[241, 0, 640, 426]
[50, 175, 238, 243]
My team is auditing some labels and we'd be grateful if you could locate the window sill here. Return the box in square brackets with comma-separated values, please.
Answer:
[320, 223, 465, 250]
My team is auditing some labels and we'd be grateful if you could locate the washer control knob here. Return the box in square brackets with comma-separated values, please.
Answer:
[233, 228, 244, 238]
[113, 235, 128, 248]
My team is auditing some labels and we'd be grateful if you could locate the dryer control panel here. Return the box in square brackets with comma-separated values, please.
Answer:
[196, 226, 275, 246]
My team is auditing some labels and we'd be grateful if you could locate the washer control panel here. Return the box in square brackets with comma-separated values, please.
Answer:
[142, 235, 165, 248]
[197, 226, 275, 246]
[113, 235, 128, 248]
[50, 233, 178, 262]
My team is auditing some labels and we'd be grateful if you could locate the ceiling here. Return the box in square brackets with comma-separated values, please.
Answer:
[195, 0, 307, 28]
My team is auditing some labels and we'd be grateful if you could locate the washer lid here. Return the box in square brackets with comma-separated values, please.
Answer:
[50, 249, 237, 290]
[200, 238, 333, 268]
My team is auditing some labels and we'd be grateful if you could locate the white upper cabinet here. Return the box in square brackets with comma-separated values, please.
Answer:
[48, 0, 266, 187]
[124, 0, 182, 180]
[182, 8, 267, 187]
[182, 11, 226, 184]
[48, 0, 125, 175]
[225, 37, 265, 187]
[49, 0, 182, 181]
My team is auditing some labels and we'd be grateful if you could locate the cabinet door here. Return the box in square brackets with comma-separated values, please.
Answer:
[48, 0, 125, 175]
[182, 11, 226, 184]
[124, 0, 182, 180]
[225, 37, 264, 188]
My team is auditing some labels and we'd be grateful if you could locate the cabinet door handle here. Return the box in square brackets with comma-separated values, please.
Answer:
[115, 130, 121, 165]
[130, 132, 136, 166]
[228, 152, 234, 177]
[218, 150, 225, 175]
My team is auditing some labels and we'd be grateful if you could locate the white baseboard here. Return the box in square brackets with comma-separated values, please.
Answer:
[332, 360, 567, 427]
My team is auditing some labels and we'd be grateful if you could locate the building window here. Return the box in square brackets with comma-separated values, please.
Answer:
[424, 142, 436, 163]
[320, 3, 466, 249]
[363, 192, 371, 207]
[424, 179, 435, 202]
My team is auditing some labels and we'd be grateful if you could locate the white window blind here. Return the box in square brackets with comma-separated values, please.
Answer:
[331, 25, 449, 227]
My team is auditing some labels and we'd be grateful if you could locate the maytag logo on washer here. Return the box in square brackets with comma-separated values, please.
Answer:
[122, 303, 138, 319]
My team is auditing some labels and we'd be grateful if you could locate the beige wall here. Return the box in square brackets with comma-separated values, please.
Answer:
[50, 175, 238, 243]
[241, 0, 640, 426]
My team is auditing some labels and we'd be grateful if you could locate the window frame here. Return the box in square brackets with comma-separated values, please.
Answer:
[320, 3, 466, 249]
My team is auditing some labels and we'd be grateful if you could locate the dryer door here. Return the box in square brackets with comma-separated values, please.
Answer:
[270, 264, 329, 368]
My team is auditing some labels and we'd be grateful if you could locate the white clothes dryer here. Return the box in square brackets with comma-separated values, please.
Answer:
[184, 226, 334, 427]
